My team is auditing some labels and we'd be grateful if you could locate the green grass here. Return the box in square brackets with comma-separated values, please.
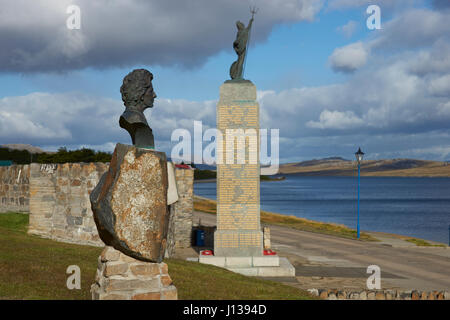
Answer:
[0, 212, 102, 299]
[405, 238, 446, 247]
[0, 212, 315, 300]
[167, 258, 314, 300]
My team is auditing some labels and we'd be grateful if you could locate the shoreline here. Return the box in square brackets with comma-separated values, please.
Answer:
[193, 194, 448, 247]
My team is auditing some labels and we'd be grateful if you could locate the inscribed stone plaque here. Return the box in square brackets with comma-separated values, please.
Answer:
[214, 81, 263, 257]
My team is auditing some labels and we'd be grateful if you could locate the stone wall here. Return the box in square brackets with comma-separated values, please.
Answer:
[28, 162, 108, 246]
[166, 167, 194, 257]
[0, 165, 30, 213]
[1, 162, 194, 251]
[308, 288, 450, 300]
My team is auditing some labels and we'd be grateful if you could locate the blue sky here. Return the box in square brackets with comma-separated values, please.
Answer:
[0, 0, 449, 163]
[0, 3, 367, 100]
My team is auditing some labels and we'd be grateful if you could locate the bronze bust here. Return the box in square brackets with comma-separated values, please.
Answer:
[119, 69, 156, 149]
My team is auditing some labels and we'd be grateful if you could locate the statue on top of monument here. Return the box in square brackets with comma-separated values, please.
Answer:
[229, 7, 258, 80]
[119, 68, 156, 149]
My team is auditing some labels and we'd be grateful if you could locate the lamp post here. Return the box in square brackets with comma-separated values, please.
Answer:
[355, 147, 364, 239]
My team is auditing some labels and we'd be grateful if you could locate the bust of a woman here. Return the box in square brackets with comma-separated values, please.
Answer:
[119, 69, 157, 149]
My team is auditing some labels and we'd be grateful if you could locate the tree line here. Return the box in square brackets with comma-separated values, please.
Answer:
[0, 147, 112, 164]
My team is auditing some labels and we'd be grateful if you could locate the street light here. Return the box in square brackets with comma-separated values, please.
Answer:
[355, 147, 364, 239]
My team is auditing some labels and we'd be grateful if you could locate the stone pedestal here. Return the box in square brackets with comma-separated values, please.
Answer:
[90, 143, 169, 262]
[91, 246, 177, 300]
[214, 80, 263, 257]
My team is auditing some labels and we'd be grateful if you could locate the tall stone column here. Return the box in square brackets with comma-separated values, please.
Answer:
[214, 80, 263, 257]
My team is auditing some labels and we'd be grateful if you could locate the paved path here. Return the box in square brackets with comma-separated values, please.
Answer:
[193, 210, 450, 291]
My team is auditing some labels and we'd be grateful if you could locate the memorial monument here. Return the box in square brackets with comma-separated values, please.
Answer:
[199, 9, 295, 277]
[90, 69, 177, 299]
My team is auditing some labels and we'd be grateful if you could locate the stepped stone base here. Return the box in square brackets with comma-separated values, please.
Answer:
[199, 255, 295, 277]
[91, 246, 177, 300]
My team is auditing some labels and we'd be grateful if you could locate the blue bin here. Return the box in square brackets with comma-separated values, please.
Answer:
[196, 229, 205, 246]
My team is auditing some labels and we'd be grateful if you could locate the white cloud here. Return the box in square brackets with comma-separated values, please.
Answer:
[337, 20, 358, 38]
[369, 8, 450, 51]
[327, 0, 420, 11]
[0, 0, 324, 72]
[329, 42, 369, 73]
[0, 91, 217, 156]
[1, 3, 450, 162]
[428, 74, 450, 97]
[306, 110, 364, 129]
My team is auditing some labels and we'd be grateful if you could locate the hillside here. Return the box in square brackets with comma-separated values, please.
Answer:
[1, 144, 48, 154]
[279, 158, 450, 177]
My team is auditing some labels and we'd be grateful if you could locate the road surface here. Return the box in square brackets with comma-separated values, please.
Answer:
[193, 210, 450, 291]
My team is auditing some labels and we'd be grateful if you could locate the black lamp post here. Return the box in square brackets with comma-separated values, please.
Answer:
[355, 147, 364, 239]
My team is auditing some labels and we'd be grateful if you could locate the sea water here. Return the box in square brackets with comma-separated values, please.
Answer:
[194, 176, 450, 244]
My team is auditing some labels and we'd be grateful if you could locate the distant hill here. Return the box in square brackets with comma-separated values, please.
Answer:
[279, 158, 450, 177]
[293, 157, 350, 167]
[1, 144, 49, 154]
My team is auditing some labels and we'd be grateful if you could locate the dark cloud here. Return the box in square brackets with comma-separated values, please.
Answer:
[2, 1, 450, 162]
[0, 0, 323, 73]
[432, 0, 450, 9]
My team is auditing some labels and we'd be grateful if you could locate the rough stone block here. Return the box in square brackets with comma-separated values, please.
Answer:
[161, 275, 173, 287]
[105, 278, 160, 293]
[376, 292, 386, 300]
[160, 262, 168, 275]
[101, 246, 121, 262]
[104, 261, 129, 277]
[101, 292, 130, 300]
[319, 290, 328, 299]
[90, 143, 169, 262]
[349, 292, 360, 300]
[132, 292, 161, 300]
[161, 286, 178, 300]
[327, 292, 337, 300]
[307, 288, 319, 296]
[130, 263, 160, 277]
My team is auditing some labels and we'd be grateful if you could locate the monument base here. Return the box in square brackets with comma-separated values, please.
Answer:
[91, 246, 177, 300]
[214, 230, 264, 257]
[199, 255, 295, 277]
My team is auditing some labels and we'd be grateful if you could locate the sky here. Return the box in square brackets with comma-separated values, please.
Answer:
[0, 0, 450, 163]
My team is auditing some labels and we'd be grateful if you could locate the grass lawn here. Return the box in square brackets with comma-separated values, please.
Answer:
[0, 212, 315, 300]
[404, 238, 446, 247]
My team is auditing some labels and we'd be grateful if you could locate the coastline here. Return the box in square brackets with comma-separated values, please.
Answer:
[193, 194, 448, 247]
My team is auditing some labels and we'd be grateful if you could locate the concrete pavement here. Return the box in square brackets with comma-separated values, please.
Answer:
[192, 210, 450, 291]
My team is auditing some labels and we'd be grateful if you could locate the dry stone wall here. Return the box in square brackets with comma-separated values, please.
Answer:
[28, 162, 108, 246]
[0, 165, 30, 213]
[1, 163, 194, 251]
[166, 167, 194, 257]
[308, 288, 450, 300]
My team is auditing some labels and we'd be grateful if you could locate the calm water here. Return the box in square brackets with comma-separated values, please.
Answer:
[195, 176, 450, 244]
